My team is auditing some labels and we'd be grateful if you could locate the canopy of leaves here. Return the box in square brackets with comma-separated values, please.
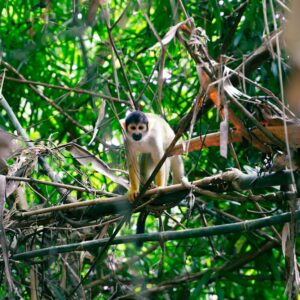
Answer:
[0, 0, 299, 299]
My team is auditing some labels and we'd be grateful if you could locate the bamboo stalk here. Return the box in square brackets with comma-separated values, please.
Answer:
[11, 210, 300, 261]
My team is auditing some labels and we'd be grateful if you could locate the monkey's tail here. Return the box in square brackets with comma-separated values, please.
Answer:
[136, 211, 149, 248]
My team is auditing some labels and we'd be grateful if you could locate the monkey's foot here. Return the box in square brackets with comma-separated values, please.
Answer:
[149, 183, 157, 189]
[127, 189, 139, 203]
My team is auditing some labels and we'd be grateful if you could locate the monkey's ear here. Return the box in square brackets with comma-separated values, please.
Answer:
[120, 119, 126, 130]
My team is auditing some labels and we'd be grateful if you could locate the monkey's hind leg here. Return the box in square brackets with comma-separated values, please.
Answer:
[154, 158, 171, 187]
[170, 155, 186, 183]
[164, 158, 171, 185]
[140, 154, 170, 186]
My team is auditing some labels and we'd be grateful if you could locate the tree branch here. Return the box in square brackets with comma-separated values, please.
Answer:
[11, 210, 300, 261]
[13, 170, 296, 219]
[0, 75, 128, 104]
[171, 124, 300, 156]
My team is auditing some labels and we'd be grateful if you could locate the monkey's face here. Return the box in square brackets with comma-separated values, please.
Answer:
[126, 123, 148, 141]
[124, 111, 149, 142]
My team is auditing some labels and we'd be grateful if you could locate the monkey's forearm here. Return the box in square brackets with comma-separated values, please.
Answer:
[128, 165, 139, 202]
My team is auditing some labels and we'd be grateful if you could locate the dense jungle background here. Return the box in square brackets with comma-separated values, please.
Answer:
[0, 0, 299, 299]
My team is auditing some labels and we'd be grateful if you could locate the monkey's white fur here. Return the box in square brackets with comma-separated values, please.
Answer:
[121, 113, 187, 201]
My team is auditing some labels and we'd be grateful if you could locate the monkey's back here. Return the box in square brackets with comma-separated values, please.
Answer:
[145, 113, 175, 148]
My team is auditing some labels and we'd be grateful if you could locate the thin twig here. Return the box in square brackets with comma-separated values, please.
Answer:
[0, 176, 15, 295]
[6, 175, 115, 197]
[110, 1, 131, 31]
[101, 5, 137, 109]
[0, 76, 128, 103]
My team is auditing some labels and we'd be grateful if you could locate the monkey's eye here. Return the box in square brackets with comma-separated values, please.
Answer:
[129, 125, 136, 131]
[138, 125, 146, 131]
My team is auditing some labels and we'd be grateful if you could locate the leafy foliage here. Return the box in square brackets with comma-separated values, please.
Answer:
[0, 0, 298, 299]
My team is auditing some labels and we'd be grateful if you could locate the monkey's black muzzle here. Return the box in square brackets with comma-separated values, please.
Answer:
[132, 133, 142, 141]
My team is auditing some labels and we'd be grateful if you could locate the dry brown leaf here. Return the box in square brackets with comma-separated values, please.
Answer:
[16, 184, 28, 210]
[86, 0, 106, 26]
[150, 19, 191, 49]
[6, 146, 47, 197]
[220, 119, 228, 158]
[284, 1, 300, 67]
[0, 128, 22, 159]
[0, 175, 15, 293]
[89, 100, 106, 146]
[0, 158, 8, 175]
[157, 49, 166, 102]
[281, 223, 290, 258]
[223, 67, 249, 100]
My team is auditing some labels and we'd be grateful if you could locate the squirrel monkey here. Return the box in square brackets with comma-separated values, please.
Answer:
[120, 111, 187, 202]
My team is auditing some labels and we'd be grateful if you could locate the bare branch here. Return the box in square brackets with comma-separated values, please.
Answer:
[11, 210, 300, 261]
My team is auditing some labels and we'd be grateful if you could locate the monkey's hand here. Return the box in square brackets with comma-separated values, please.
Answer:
[127, 187, 139, 203]
[181, 176, 192, 189]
